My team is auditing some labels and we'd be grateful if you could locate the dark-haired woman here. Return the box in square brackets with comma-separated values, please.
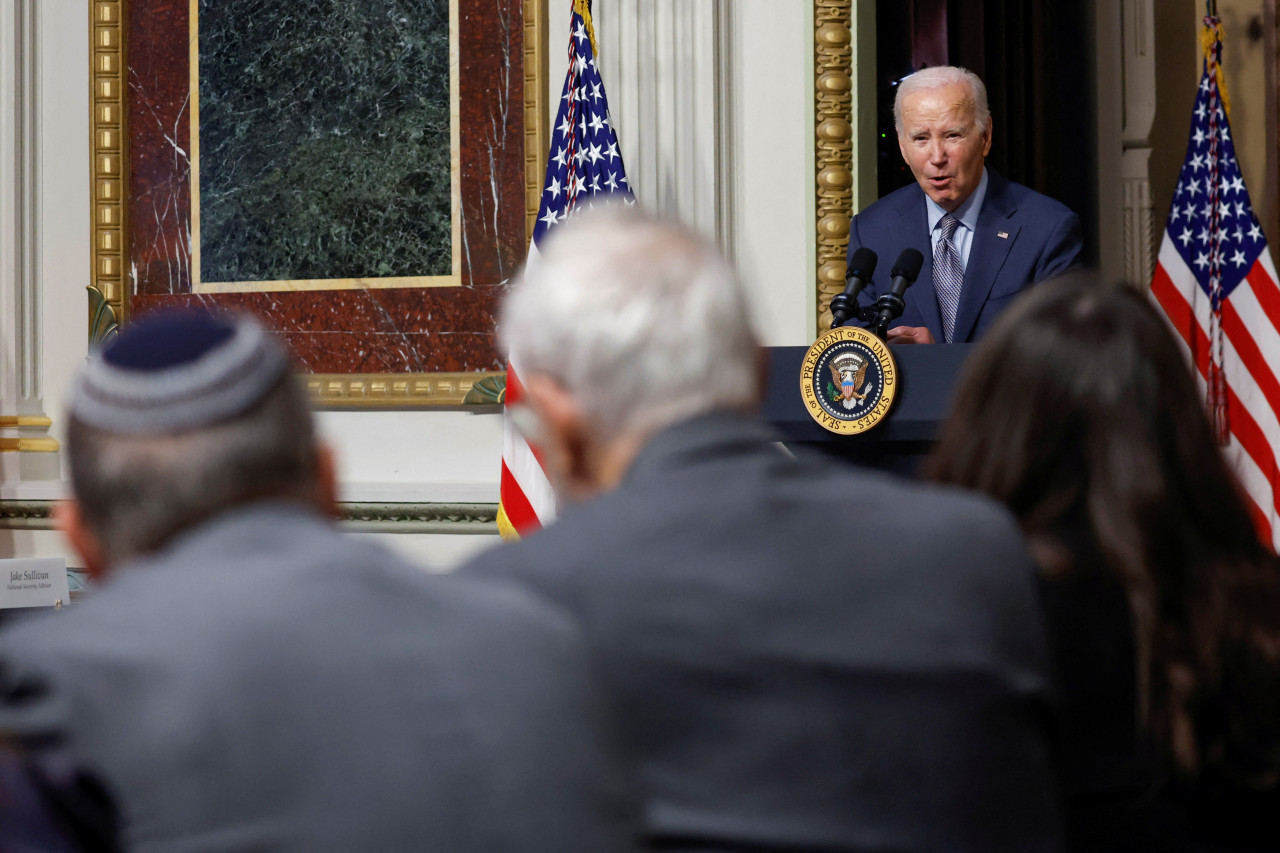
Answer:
[925, 274, 1280, 851]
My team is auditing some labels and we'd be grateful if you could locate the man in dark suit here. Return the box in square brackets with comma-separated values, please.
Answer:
[466, 205, 1065, 851]
[846, 65, 1082, 344]
[0, 312, 638, 851]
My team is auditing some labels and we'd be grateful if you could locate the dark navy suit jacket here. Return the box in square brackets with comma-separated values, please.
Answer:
[845, 169, 1082, 343]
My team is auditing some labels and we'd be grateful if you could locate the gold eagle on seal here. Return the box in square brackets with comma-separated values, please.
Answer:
[828, 352, 869, 409]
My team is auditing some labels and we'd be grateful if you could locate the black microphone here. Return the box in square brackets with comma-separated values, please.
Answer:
[829, 248, 877, 329]
[871, 249, 925, 340]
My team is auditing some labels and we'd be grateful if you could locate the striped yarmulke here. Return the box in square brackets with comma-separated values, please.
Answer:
[71, 311, 290, 434]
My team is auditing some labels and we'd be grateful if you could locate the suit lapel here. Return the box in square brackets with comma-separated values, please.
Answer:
[953, 173, 1018, 343]
[897, 189, 943, 340]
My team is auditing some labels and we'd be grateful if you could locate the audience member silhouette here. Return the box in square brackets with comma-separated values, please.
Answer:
[0, 311, 639, 852]
[466, 204, 1065, 852]
[926, 275, 1280, 852]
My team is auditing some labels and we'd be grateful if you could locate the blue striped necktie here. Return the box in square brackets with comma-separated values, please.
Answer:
[934, 214, 963, 343]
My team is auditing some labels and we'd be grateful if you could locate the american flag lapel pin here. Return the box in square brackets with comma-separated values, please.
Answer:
[997, 230, 1009, 239]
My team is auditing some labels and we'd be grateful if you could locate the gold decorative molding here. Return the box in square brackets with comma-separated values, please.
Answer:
[524, 0, 549, 244]
[307, 371, 505, 407]
[88, 283, 119, 345]
[0, 416, 52, 428]
[0, 500, 56, 528]
[1, 417, 57, 452]
[0, 437, 59, 453]
[0, 500, 499, 533]
[814, 0, 854, 332]
[89, 0, 128, 335]
[341, 502, 498, 532]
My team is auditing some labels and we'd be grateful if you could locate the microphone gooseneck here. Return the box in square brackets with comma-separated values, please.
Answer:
[829, 248, 878, 329]
[870, 248, 924, 340]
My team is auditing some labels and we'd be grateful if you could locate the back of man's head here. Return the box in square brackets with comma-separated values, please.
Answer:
[501, 205, 761, 444]
[64, 310, 324, 571]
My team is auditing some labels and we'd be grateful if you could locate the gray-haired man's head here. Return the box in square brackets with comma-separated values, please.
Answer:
[500, 204, 762, 500]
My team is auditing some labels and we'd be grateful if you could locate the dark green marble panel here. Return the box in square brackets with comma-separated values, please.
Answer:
[197, 0, 452, 283]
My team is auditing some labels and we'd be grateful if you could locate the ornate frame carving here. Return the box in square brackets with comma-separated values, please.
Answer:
[814, 0, 855, 331]
[88, 1, 547, 406]
[0, 500, 497, 534]
[89, 1, 126, 339]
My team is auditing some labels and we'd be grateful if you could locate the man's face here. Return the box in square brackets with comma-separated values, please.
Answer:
[897, 82, 992, 212]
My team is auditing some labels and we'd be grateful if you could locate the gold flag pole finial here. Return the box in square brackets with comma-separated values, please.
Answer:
[1200, 14, 1232, 118]
[574, 0, 601, 61]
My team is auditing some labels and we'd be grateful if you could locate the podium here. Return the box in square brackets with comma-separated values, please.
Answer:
[762, 344, 975, 475]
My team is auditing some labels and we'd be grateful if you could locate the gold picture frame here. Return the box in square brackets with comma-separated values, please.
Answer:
[814, 0, 856, 333]
[88, 0, 548, 407]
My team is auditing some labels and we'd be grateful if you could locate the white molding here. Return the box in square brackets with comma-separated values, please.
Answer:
[1118, 0, 1157, 287]
[0, 0, 42, 413]
[1121, 0, 1156, 146]
[592, 0, 732, 249]
[712, 0, 733, 256]
[1121, 152, 1155, 288]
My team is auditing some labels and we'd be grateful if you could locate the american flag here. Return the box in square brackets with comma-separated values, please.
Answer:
[497, 0, 633, 539]
[1150, 16, 1280, 549]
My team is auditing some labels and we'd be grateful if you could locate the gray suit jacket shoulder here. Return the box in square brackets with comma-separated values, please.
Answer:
[466, 411, 1064, 852]
[0, 504, 639, 852]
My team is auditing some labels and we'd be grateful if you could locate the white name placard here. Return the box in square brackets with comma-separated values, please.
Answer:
[0, 558, 70, 609]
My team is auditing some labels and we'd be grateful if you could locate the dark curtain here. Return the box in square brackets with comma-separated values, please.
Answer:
[873, 0, 1096, 264]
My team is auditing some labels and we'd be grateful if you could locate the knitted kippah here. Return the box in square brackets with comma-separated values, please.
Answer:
[71, 311, 291, 434]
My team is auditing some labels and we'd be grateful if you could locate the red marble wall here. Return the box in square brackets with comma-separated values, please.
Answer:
[126, 0, 525, 373]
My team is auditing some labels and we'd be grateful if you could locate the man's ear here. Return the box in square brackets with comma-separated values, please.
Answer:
[521, 373, 597, 501]
[53, 500, 108, 580]
[313, 441, 340, 519]
[981, 115, 993, 157]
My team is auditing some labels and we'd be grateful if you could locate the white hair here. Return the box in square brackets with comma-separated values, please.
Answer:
[501, 204, 761, 440]
[893, 66, 990, 135]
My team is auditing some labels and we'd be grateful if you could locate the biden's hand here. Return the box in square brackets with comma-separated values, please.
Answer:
[886, 325, 936, 345]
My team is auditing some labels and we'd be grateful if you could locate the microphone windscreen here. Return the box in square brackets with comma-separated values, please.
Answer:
[890, 248, 924, 282]
[848, 247, 877, 279]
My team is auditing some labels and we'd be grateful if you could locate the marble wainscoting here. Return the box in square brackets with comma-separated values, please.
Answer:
[131, 287, 501, 373]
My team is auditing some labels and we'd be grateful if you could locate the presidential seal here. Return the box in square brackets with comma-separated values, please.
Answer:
[799, 326, 898, 434]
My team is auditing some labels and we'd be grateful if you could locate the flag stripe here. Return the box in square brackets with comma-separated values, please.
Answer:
[1225, 437, 1279, 547]
[1159, 267, 1280, 508]
[501, 358, 556, 533]
[1151, 262, 1200, 350]
[1222, 302, 1280, 435]
[1156, 257, 1280, 546]
[499, 458, 541, 532]
[1220, 384, 1280, 522]
[1245, 259, 1280, 334]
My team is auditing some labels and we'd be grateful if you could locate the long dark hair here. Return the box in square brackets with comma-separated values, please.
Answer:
[925, 274, 1280, 780]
